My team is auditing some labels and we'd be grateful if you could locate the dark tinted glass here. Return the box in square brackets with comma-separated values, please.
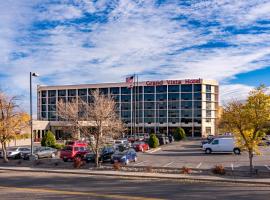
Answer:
[194, 93, 202, 100]
[156, 85, 167, 93]
[181, 110, 192, 118]
[194, 84, 202, 92]
[110, 87, 119, 94]
[206, 85, 211, 93]
[58, 90, 66, 96]
[68, 89, 76, 96]
[168, 85, 179, 92]
[78, 89, 87, 96]
[48, 97, 56, 104]
[156, 93, 167, 101]
[144, 94, 154, 101]
[100, 88, 108, 94]
[181, 85, 192, 92]
[181, 93, 192, 100]
[144, 86, 154, 93]
[121, 87, 131, 94]
[206, 93, 211, 101]
[181, 101, 192, 109]
[144, 102, 154, 109]
[121, 95, 131, 102]
[48, 90, 56, 97]
[168, 93, 179, 100]
[41, 91, 47, 97]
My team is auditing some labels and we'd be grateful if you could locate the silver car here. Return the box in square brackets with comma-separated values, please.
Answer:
[0, 147, 30, 159]
[23, 147, 57, 160]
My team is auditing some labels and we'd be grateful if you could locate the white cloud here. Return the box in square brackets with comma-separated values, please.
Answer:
[0, 0, 270, 112]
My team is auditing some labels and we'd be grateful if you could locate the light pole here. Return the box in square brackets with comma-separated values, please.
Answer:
[30, 72, 39, 156]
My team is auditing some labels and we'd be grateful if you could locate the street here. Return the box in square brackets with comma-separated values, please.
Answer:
[0, 170, 269, 200]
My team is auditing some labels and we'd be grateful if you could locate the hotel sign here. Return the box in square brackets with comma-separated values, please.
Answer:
[145, 79, 202, 86]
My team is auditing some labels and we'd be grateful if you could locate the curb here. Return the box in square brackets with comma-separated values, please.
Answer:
[1, 167, 270, 186]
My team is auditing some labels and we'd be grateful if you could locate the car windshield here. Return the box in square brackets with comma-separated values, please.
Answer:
[208, 138, 214, 144]
[114, 141, 122, 144]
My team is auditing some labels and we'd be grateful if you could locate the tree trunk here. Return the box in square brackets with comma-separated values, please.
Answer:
[95, 136, 100, 168]
[249, 150, 253, 175]
[2, 142, 8, 163]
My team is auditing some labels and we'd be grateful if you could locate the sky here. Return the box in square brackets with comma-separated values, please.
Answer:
[0, 0, 270, 112]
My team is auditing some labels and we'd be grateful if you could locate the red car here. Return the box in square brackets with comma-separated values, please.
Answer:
[132, 141, 150, 152]
[60, 141, 89, 162]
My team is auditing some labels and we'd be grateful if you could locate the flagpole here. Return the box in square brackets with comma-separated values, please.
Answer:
[137, 74, 139, 135]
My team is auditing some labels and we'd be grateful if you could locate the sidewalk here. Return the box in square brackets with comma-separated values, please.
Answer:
[1, 166, 270, 185]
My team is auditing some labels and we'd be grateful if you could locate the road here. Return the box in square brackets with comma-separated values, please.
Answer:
[0, 170, 269, 200]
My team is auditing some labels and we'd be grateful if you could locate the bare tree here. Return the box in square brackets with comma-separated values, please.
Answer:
[0, 92, 29, 162]
[57, 90, 125, 167]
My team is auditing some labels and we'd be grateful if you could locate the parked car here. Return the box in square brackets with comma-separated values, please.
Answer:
[203, 137, 241, 154]
[201, 137, 215, 147]
[157, 134, 169, 145]
[114, 139, 130, 149]
[0, 147, 30, 159]
[259, 137, 270, 146]
[60, 141, 89, 162]
[22, 147, 57, 160]
[132, 141, 150, 152]
[111, 148, 137, 165]
[84, 147, 115, 163]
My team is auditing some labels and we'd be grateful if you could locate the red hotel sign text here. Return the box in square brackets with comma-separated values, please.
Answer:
[145, 79, 202, 86]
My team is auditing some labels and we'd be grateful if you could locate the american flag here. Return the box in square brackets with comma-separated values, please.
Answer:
[126, 75, 134, 83]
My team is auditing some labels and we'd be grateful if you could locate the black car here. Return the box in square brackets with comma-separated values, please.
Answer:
[84, 147, 115, 163]
[157, 134, 169, 145]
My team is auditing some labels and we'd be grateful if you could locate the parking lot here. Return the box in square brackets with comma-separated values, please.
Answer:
[130, 140, 270, 171]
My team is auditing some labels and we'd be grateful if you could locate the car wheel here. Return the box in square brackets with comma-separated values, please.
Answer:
[205, 148, 212, 154]
[51, 153, 56, 158]
[125, 159, 129, 165]
[63, 158, 68, 162]
[233, 148, 241, 155]
[134, 156, 137, 162]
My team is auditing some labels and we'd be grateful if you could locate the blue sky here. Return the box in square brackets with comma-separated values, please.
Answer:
[1, 0, 270, 112]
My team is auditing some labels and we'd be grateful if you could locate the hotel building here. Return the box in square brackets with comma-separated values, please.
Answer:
[34, 79, 219, 140]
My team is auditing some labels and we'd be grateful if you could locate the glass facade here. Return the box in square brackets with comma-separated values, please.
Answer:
[38, 81, 219, 137]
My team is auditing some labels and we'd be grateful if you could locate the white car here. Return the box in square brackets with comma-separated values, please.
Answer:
[0, 147, 30, 159]
[203, 137, 241, 155]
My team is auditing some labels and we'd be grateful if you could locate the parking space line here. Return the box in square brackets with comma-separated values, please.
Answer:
[264, 165, 270, 170]
[134, 161, 146, 166]
[163, 162, 174, 167]
[196, 162, 202, 169]
[231, 163, 234, 171]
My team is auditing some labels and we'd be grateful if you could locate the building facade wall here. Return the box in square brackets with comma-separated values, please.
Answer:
[36, 79, 219, 138]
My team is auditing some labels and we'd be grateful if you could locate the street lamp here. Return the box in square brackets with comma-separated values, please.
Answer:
[30, 72, 39, 156]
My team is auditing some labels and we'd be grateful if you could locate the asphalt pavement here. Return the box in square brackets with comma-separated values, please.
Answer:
[131, 140, 270, 171]
[0, 170, 270, 200]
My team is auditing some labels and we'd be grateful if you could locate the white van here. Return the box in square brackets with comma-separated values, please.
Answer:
[202, 137, 240, 154]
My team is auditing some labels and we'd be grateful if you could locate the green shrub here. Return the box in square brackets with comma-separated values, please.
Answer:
[41, 131, 56, 147]
[148, 134, 159, 148]
[51, 143, 65, 150]
[173, 128, 186, 141]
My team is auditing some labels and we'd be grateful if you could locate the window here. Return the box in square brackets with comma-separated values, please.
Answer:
[181, 93, 192, 100]
[194, 93, 202, 100]
[212, 140, 219, 145]
[168, 102, 179, 109]
[168, 85, 179, 92]
[206, 102, 211, 110]
[100, 88, 108, 94]
[206, 127, 211, 134]
[42, 105, 46, 112]
[78, 89, 87, 96]
[156, 85, 167, 93]
[181, 110, 192, 118]
[111, 95, 120, 102]
[206, 85, 211, 93]
[168, 93, 179, 100]
[156, 93, 167, 101]
[194, 101, 202, 109]
[68, 89, 76, 96]
[121, 87, 131, 94]
[48, 105, 56, 111]
[194, 110, 202, 118]
[144, 102, 154, 109]
[88, 88, 96, 95]
[110, 87, 119, 94]
[121, 95, 131, 102]
[194, 118, 202, 124]
[58, 90, 66, 97]
[181, 101, 192, 109]
[144, 94, 154, 101]
[206, 93, 211, 101]
[144, 110, 154, 117]
[194, 84, 202, 92]
[48, 90, 56, 97]
[144, 86, 154, 93]
[41, 91, 47, 97]
[42, 98, 47, 104]
[181, 85, 192, 92]
[169, 110, 179, 118]
[206, 110, 211, 117]
[48, 98, 56, 104]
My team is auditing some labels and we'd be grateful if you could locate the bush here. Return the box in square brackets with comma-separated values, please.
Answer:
[148, 134, 159, 148]
[41, 131, 56, 147]
[181, 166, 192, 174]
[51, 143, 65, 150]
[73, 157, 85, 169]
[113, 162, 122, 171]
[212, 165, 226, 175]
[173, 128, 186, 141]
